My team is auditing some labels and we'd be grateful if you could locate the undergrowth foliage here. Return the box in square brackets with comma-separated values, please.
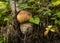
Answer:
[13, 0, 60, 43]
[18, 0, 60, 42]
[18, 0, 60, 32]
[0, 1, 12, 26]
[0, 0, 60, 43]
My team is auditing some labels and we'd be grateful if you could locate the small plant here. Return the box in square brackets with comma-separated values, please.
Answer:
[0, 1, 12, 26]
[29, 16, 40, 24]
[44, 25, 58, 36]
[18, 0, 60, 34]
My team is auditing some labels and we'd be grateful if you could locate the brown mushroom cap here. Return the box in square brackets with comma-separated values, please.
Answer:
[17, 10, 32, 23]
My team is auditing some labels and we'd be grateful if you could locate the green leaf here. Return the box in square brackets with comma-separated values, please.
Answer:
[55, 20, 59, 24]
[56, 12, 60, 18]
[29, 17, 40, 24]
[58, 21, 60, 25]
[19, 4, 30, 9]
[48, 13, 52, 16]
[0, 35, 4, 43]
[50, 28, 56, 32]
[51, 0, 60, 6]
[55, 20, 60, 25]
[50, 17, 56, 20]
[0, 1, 8, 9]
[4, 18, 9, 21]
